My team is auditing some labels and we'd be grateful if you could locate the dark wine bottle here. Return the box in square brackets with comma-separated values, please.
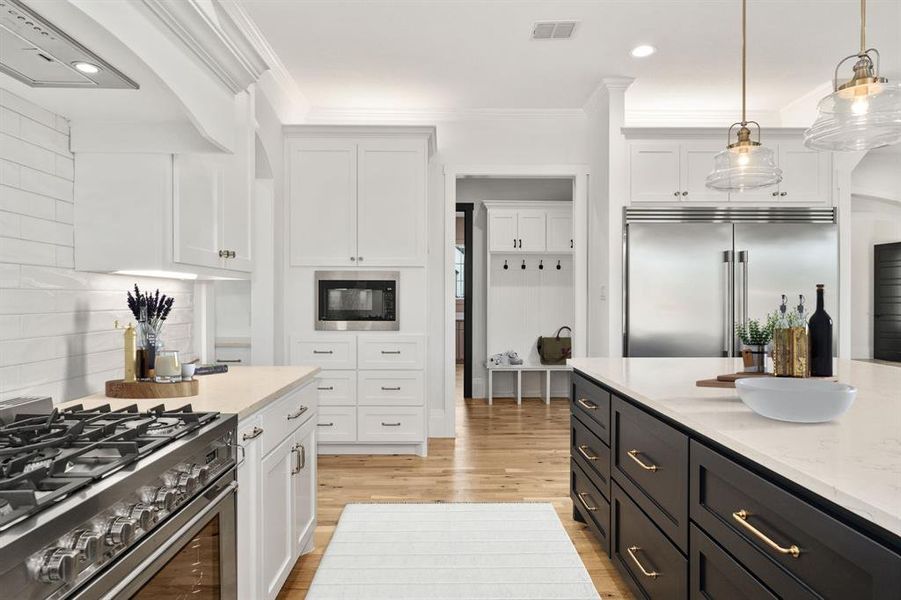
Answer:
[808, 284, 833, 377]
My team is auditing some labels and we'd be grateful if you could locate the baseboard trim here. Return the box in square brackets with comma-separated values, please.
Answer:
[319, 442, 427, 457]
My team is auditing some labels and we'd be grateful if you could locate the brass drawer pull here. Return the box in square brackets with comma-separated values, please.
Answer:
[380, 350, 402, 355]
[241, 426, 263, 441]
[287, 406, 309, 420]
[575, 491, 598, 512]
[627, 449, 658, 472]
[381, 421, 402, 427]
[318, 422, 334, 427]
[381, 386, 402, 391]
[577, 398, 597, 410]
[732, 510, 801, 558]
[290, 444, 301, 475]
[312, 350, 333, 355]
[318, 386, 334, 391]
[577, 444, 598, 461]
[626, 546, 660, 579]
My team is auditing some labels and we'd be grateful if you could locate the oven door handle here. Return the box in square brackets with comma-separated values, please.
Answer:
[102, 479, 238, 599]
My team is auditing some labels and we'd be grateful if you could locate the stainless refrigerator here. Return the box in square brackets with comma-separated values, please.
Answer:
[624, 207, 838, 357]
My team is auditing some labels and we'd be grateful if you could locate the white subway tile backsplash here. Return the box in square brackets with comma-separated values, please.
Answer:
[0, 88, 196, 402]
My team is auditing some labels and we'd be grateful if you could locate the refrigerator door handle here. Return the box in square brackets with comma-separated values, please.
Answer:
[723, 250, 734, 357]
[738, 250, 749, 327]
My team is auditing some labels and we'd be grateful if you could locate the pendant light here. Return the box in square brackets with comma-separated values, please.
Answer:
[804, 0, 901, 151]
[706, 0, 782, 192]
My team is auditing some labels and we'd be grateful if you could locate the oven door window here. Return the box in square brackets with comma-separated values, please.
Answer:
[320, 280, 395, 322]
[132, 515, 221, 600]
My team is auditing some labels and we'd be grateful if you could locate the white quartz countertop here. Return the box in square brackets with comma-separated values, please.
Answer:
[62, 366, 320, 419]
[569, 357, 901, 539]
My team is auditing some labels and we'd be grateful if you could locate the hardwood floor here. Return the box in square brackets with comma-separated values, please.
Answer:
[277, 372, 633, 599]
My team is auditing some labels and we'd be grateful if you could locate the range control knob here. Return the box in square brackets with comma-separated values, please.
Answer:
[189, 464, 210, 486]
[174, 471, 198, 496]
[127, 503, 157, 530]
[151, 486, 176, 512]
[66, 530, 101, 563]
[36, 548, 80, 584]
[105, 517, 136, 547]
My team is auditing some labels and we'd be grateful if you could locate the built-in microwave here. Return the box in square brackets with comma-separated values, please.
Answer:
[315, 271, 399, 331]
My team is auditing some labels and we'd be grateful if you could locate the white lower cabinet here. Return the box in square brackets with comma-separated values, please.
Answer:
[236, 380, 318, 600]
[317, 406, 357, 442]
[357, 406, 426, 443]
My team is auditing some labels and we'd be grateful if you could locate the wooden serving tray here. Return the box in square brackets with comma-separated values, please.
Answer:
[696, 372, 836, 389]
[105, 379, 199, 399]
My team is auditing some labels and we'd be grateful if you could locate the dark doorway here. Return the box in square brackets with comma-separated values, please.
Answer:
[456, 203, 474, 397]
[874, 242, 901, 362]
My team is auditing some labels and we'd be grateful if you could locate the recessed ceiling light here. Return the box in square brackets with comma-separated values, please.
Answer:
[630, 45, 656, 58]
[72, 61, 101, 74]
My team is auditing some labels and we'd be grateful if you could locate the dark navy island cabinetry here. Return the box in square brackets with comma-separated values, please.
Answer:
[570, 370, 901, 600]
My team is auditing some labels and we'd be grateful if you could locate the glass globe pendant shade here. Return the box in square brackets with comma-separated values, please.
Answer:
[804, 76, 901, 151]
[706, 125, 782, 191]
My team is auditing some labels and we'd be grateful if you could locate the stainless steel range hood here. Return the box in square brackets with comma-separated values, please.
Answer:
[0, 0, 137, 89]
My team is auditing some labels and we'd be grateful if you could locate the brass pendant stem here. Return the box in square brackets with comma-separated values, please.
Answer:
[860, 0, 866, 55]
[741, 0, 747, 123]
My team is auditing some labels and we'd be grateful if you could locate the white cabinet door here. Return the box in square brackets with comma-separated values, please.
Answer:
[292, 419, 317, 557]
[220, 97, 253, 272]
[260, 434, 295, 600]
[517, 210, 547, 251]
[488, 210, 518, 252]
[629, 143, 681, 203]
[680, 142, 726, 203]
[356, 139, 427, 266]
[237, 416, 263, 600]
[778, 142, 831, 204]
[173, 154, 224, 268]
[546, 210, 573, 252]
[288, 140, 357, 266]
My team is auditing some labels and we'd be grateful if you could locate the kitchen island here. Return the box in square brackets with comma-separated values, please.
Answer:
[567, 357, 900, 599]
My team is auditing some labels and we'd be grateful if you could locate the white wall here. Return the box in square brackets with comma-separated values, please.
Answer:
[0, 88, 194, 403]
[456, 178, 572, 397]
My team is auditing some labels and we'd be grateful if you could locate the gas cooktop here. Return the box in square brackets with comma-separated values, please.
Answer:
[0, 403, 218, 530]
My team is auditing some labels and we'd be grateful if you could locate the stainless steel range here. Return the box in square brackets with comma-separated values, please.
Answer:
[0, 397, 238, 600]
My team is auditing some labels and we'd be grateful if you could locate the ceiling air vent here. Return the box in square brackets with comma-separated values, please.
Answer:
[531, 21, 578, 40]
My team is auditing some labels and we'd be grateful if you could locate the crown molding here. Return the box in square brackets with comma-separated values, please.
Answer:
[301, 106, 586, 124]
[284, 124, 437, 155]
[141, 0, 267, 94]
[624, 108, 783, 128]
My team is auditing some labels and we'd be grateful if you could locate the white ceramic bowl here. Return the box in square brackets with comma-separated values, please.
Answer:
[735, 377, 857, 423]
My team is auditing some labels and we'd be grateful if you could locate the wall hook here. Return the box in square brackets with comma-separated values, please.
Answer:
[556, 259, 561, 270]
[521, 259, 526, 270]
[503, 260, 508, 270]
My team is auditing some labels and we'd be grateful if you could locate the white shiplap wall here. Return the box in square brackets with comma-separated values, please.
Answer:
[0, 88, 194, 403]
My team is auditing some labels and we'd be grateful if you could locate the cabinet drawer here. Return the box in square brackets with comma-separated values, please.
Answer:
[358, 335, 424, 370]
[357, 406, 425, 443]
[690, 524, 776, 600]
[215, 345, 250, 365]
[290, 336, 356, 369]
[316, 370, 356, 406]
[613, 396, 688, 551]
[358, 370, 424, 406]
[571, 459, 611, 554]
[690, 441, 901, 599]
[260, 382, 317, 456]
[316, 406, 356, 443]
[612, 481, 687, 600]
[572, 373, 610, 445]
[571, 414, 611, 501]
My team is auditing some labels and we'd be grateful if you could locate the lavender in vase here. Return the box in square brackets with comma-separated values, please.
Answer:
[127, 285, 175, 379]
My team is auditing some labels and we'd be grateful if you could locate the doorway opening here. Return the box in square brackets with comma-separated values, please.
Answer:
[455, 204, 474, 398]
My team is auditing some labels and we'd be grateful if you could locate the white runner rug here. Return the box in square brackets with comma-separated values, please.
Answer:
[307, 502, 601, 600]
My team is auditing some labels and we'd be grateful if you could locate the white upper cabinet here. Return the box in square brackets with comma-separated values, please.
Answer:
[546, 211, 574, 252]
[356, 139, 427, 266]
[626, 131, 833, 206]
[287, 127, 434, 268]
[629, 142, 682, 203]
[288, 139, 358, 266]
[173, 154, 225, 269]
[485, 203, 572, 254]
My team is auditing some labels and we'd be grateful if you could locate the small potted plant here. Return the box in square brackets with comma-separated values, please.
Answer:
[735, 314, 777, 373]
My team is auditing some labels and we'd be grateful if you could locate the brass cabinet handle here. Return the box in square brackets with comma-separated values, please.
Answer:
[241, 426, 263, 441]
[318, 386, 334, 391]
[312, 350, 333, 355]
[318, 422, 334, 427]
[380, 350, 402, 355]
[575, 491, 598, 512]
[299, 444, 306, 470]
[217, 359, 242, 363]
[626, 546, 660, 579]
[627, 449, 659, 472]
[381, 421, 402, 427]
[381, 386, 402, 391]
[577, 398, 597, 410]
[287, 406, 308, 420]
[290, 444, 300, 475]
[732, 510, 800, 558]
[577, 444, 598, 462]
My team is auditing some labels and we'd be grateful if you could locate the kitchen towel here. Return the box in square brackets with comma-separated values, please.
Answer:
[306, 502, 601, 600]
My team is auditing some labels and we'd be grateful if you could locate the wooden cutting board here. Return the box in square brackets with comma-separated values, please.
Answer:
[696, 372, 836, 388]
[105, 379, 199, 399]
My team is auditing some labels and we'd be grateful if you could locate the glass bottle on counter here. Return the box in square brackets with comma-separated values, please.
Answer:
[808, 284, 833, 377]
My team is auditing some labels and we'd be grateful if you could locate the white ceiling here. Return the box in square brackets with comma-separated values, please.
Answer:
[239, 0, 901, 119]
